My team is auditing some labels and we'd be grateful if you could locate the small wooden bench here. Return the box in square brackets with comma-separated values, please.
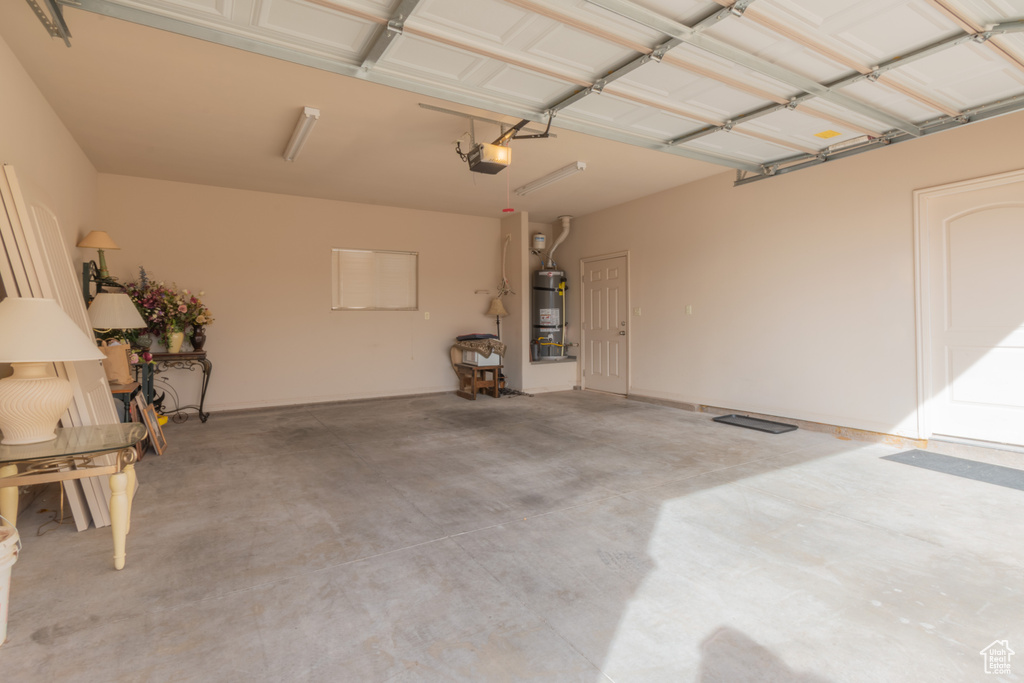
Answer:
[455, 363, 503, 400]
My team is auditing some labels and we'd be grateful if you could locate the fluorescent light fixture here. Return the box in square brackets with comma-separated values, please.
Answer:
[514, 161, 586, 196]
[283, 106, 320, 162]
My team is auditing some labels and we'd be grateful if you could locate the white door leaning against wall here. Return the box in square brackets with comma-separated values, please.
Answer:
[916, 169, 1024, 447]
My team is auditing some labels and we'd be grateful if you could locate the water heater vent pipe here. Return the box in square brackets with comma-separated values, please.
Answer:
[547, 215, 572, 267]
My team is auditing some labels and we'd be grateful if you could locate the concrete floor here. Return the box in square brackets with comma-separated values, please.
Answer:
[2, 391, 1021, 682]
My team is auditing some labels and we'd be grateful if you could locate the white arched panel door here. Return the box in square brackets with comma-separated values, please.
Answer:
[916, 170, 1024, 446]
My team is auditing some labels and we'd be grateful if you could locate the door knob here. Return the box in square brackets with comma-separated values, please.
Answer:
[619, 331, 626, 335]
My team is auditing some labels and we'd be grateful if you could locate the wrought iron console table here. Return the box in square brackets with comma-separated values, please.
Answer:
[139, 351, 212, 423]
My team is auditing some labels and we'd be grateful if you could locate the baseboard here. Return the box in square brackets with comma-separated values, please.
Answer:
[208, 389, 453, 414]
[626, 394, 700, 412]
[627, 393, 927, 449]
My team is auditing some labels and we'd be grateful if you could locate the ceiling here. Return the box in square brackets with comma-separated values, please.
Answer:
[4, 0, 1023, 223]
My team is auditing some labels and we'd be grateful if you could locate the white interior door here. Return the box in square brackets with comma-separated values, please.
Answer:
[917, 169, 1024, 446]
[582, 254, 628, 395]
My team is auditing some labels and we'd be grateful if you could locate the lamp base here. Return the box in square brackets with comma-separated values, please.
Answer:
[0, 362, 73, 445]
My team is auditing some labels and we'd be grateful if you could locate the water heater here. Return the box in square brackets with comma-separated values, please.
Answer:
[532, 269, 566, 358]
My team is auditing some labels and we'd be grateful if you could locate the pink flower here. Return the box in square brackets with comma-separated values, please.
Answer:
[178, 304, 188, 313]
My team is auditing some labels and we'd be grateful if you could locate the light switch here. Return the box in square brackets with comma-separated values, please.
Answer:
[686, 305, 693, 315]
[633, 307, 642, 316]
[424, 312, 430, 320]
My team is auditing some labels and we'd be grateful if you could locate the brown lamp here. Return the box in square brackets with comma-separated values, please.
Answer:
[76, 231, 120, 280]
[485, 297, 509, 339]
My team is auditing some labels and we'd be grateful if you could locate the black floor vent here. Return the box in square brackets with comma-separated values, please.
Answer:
[712, 414, 798, 434]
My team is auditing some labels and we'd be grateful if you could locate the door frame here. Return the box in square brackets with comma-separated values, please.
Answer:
[913, 167, 1024, 440]
[579, 250, 630, 394]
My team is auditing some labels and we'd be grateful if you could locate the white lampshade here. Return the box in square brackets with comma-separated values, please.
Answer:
[0, 298, 105, 363]
[88, 292, 146, 330]
[0, 297, 104, 444]
[75, 231, 120, 251]
[486, 298, 509, 317]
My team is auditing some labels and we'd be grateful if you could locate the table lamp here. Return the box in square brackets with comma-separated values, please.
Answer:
[485, 297, 509, 339]
[0, 298, 105, 445]
[87, 292, 146, 332]
[76, 230, 120, 280]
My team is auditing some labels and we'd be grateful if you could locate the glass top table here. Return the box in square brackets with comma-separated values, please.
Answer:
[0, 423, 146, 570]
[0, 423, 146, 463]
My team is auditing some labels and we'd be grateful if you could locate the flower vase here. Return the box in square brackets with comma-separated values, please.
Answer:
[190, 326, 207, 351]
[167, 330, 185, 354]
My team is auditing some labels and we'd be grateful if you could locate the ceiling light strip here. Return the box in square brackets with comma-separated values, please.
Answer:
[585, 0, 923, 136]
[514, 162, 586, 197]
[283, 107, 320, 162]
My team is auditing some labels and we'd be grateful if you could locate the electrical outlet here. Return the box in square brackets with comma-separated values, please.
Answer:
[633, 307, 642, 316]
[424, 312, 430, 320]
[686, 305, 693, 315]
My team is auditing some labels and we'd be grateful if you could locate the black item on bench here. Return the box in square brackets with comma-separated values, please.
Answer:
[712, 414, 798, 434]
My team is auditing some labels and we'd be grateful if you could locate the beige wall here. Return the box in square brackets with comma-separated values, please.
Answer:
[559, 112, 1024, 437]
[0, 32, 97, 384]
[98, 174, 500, 410]
[499, 213, 527, 388]
[0, 33, 97, 250]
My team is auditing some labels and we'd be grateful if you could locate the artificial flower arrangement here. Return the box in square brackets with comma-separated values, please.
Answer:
[123, 266, 214, 352]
